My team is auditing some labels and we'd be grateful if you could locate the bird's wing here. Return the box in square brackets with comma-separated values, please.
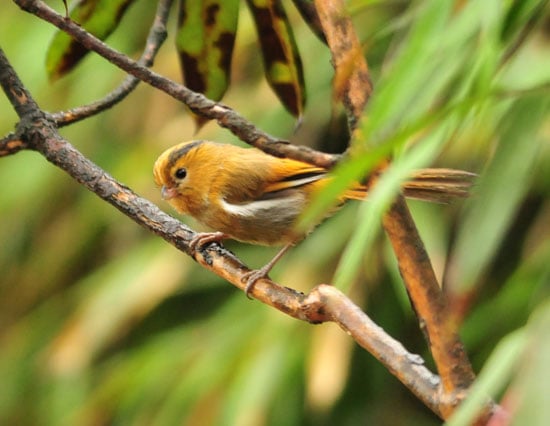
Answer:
[262, 159, 327, 195]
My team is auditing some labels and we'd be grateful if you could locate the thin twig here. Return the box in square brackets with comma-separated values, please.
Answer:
[50, 0, 174, 127]
[14, 0, 341, 169]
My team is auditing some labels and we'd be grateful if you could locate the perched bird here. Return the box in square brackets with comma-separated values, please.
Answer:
[153, 140, 474, 296]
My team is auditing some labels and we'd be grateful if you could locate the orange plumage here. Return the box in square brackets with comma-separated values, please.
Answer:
[153, 140, 474, 294]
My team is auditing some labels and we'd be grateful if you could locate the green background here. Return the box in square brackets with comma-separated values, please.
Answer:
[1, 1, 549, 425]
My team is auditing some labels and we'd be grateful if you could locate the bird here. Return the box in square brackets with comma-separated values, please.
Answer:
[153, 140, 475, 296]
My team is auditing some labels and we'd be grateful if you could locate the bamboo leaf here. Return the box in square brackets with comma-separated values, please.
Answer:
[246, 0, 306, 118]
[46, 0, 136, 80]
[500, 0, 549, 43]
[448, 96, 549, 294]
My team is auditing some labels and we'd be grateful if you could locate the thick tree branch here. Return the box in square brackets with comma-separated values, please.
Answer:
[14, 0, 340, 169]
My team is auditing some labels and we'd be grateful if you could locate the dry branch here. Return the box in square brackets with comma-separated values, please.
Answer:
[3, 0, 491, 421]
[314, 0, 372, 130]
[0, 43, 445, 412]
[0, 133, 25, 156]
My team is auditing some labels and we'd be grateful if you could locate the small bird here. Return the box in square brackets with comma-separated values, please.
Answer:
[153, 140, 474, 296]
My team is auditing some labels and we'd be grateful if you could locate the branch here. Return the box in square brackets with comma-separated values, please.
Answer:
[382, 197, 476, 402]
[0, 132, 26, 156]
[303, 285, 442, 417]
[314, 0, 479, 419]
[49, 0, 173, 127]
[314, 0, 372, 131]
[0, 46, 445, 412]
[14, 0, 340, 169]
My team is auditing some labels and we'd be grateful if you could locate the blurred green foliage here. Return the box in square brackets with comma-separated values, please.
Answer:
[1, 0, 549, 425]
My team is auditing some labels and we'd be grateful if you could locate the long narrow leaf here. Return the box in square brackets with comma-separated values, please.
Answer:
[448, 96, 549, 294]
[176, 0, 239, 119]
[246, 0, 306, 118]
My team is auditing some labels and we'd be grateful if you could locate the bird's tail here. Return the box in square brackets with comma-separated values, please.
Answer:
[345, 168, 476, 203]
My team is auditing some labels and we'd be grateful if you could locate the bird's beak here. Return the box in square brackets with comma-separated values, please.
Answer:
[161, 185, 178, 200]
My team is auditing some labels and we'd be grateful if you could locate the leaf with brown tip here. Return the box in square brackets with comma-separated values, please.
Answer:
[246, 0, 306, 118]
[176, 0, 239, 128]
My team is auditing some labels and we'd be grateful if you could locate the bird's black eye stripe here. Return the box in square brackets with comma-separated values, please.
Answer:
[174, 168, 187, 179]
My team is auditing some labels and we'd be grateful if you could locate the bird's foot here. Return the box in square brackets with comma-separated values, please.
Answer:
[189, 231, 228, 251]
[241, 266, 272, 299]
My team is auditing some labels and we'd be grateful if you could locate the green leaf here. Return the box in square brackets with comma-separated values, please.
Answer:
[509, 300, 550, 425]
[445, 328, 528, 426]
[176, 0, 239, 125]
[448, 96, 550, 293]
[46, 0, 136, 80]
[500, 0, 550, 43]
[448, 299, 550, 426]
[333, 117, 457, 291]
[246, 0, 306, 118]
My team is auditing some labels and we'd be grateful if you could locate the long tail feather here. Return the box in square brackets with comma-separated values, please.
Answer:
[344, 168, 476, 203]
[404, 168, 477, 203]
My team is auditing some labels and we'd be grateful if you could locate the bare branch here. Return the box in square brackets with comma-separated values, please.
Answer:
[0, 43, 452, 416]
[0, 48, 41, 118]
[14, 0, 340, 169]
[382, 197, 476, 403]
[303, 284, 442, 417]
[50, 0, 173, 127]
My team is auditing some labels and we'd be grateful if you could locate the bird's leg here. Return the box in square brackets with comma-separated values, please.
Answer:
[242, 244, 293, 298]
[189, 231, 229, 251]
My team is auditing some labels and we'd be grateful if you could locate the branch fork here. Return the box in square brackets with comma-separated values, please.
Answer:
[1, 0, 497, 422]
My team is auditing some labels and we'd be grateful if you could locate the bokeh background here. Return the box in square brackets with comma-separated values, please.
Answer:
[1, 1, 549, 425]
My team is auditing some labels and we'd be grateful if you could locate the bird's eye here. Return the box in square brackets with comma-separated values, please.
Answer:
[174, 168, 187, 180]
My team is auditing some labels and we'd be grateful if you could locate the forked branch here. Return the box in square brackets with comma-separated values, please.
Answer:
[1, 44, 443, 415]
[4, 0, 489, 421]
